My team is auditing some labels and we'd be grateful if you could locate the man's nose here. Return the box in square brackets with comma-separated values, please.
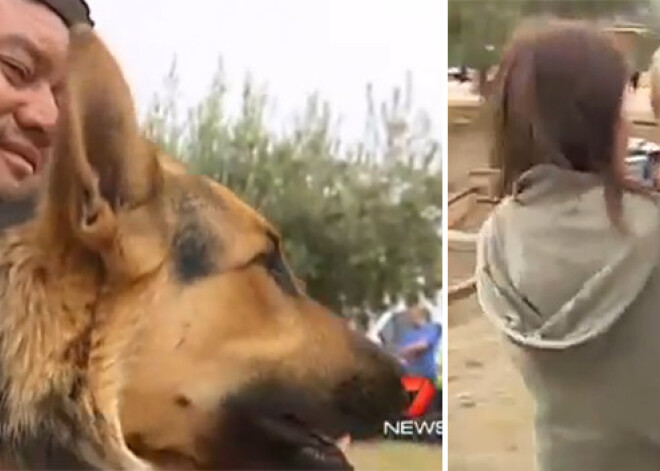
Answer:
[14, 84, 58, 146]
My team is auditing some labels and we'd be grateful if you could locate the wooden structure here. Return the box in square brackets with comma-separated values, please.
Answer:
[605, 24, 651, 57]
[447, 167, 501, 303]
[604, 23, 660, 82]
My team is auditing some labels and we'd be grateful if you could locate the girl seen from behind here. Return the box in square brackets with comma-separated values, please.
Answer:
[477, 21, 660, 471]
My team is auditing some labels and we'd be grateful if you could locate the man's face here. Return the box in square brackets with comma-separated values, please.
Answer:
[0, 0, 68, 200]
[405, 306, 428, 328]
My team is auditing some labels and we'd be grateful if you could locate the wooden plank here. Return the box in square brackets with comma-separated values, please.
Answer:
[448, 276, 477, 304]
[469, 168, 500, 198]
[448, 229, 477, 251]
[448, 186, 477, 205]
[632, 118, 658, 127]
[477, 196, 500, 205]
[468, 167, 500, 176]
[448, 189, 477, 229]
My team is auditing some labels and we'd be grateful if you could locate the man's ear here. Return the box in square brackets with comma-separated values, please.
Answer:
[42, 26, 163, 255]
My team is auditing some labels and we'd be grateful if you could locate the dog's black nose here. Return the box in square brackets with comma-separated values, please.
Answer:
[331, 334, 408, 439]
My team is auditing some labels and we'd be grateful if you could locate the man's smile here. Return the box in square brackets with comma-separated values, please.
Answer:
[0, 139, 43, 180]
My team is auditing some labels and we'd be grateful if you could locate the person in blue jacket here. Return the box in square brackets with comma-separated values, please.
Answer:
[397, 305, 441, 382]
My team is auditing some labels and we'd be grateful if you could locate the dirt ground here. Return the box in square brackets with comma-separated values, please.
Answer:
[347, 442, 440, 470]
[446, 90, 660, 471]
[447, 111, 535, 471]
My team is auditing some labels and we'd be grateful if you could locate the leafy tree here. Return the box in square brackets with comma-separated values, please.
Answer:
[522, 0, 649, 19]
[143, 62, 442, 322]
[449, 0, 524, 77]
[449, 0, 653, 93]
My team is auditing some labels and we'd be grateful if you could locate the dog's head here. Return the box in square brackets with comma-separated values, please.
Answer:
[38, 27, 407, 469]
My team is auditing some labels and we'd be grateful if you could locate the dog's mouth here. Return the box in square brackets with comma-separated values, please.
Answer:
[130, 378, 406, 470]
[202, 378, 402, 470]
[202, 405, 355, 470]
[183, 356, 407, 470]
[130, 410, 354, 470]
[252, 413, 352, 470]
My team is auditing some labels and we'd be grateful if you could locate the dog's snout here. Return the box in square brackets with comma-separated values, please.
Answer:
[330, 334, 408, 438]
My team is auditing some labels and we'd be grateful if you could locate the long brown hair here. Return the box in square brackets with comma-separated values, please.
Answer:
[491, 20, 640, 227]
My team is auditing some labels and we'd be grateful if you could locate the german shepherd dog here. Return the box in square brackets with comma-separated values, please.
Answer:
[0, 25, 407, 470]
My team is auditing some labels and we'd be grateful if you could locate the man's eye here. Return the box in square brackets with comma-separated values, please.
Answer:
[0, 59, 31, 86]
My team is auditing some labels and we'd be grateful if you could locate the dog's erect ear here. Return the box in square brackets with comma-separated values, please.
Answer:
[43, 26, 162, 256]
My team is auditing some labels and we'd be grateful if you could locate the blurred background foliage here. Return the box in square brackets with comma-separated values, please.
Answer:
[449, 0, 659, 94]
[143, 61, 442, 324]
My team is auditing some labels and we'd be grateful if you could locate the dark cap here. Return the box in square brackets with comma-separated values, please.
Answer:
[33, 0, 94, 28]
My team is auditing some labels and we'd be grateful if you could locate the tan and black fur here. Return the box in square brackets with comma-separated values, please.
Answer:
[0, 26, 406, 470]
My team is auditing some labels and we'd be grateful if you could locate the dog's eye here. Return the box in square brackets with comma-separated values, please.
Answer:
[264, 251, 285, 276]
[259, 251, 299, 296]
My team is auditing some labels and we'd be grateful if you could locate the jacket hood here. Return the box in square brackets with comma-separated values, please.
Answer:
[476, 165, 660, 349]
